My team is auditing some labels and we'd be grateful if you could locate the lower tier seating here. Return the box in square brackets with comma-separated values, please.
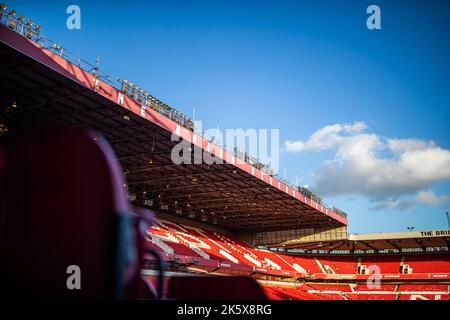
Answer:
[261, 283, 449, 300]
[147, 218, 450, 278]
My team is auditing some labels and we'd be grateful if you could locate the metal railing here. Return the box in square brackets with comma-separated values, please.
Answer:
[297, 186, 347, 218]
[0, 5, 194, 131]
[233, 147, 275, 176]
[328, 206, 348, 218]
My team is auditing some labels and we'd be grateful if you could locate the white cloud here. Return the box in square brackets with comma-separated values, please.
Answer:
[370, 191, 449, 211]
[285, 121, 450, 209]
[415, 190, 449, 205]
[285, 121, 367, 152]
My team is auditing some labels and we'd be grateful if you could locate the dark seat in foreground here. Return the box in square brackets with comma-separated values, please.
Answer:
[0, 129, 150, 299]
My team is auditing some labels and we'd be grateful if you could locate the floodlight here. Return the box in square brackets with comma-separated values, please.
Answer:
[52, 43, 62, 51]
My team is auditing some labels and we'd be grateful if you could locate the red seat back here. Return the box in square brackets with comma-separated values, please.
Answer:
[0, 129, 143, 299]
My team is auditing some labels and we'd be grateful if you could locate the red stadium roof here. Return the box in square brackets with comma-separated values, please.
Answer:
[0, 15, 347, 231]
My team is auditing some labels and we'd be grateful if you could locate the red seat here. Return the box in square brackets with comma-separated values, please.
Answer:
[0, 128, 152, 299]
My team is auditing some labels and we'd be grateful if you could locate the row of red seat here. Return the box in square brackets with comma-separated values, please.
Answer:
[397, 284, 449, 291]
[262, 283, 450, 300]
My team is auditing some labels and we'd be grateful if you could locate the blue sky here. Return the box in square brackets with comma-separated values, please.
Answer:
[8, 0, 450, 233]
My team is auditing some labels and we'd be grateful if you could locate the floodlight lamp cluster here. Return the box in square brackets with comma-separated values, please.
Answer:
[119, 78, 194, 130]
[0, 4, 42, 40]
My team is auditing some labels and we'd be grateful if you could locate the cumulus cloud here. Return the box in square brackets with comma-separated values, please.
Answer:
[370, 191, 449, 211]
[285, 121, 367, 152]
[415, 190, 449, 205]
[285, 121, 450, 209]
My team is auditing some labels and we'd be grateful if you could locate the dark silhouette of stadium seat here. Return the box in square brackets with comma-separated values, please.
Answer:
[167, 276, 267, 300]
[0, 128, 156, 299]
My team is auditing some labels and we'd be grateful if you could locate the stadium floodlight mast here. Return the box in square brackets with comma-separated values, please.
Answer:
[445, 211, 450, 229]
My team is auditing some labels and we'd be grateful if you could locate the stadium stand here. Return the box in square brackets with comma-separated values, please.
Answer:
[258, 281, 450, 301]
[1, 4, 449, 301]
[147, 218, 450, 277]
[143, 217, 450, 300]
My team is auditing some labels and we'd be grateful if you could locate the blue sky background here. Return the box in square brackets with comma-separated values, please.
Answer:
[8, 0, 450, 233]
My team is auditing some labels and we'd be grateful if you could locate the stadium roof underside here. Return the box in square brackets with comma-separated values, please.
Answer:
[275, 230, 450, 251]
[0, 24, 347, 232]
